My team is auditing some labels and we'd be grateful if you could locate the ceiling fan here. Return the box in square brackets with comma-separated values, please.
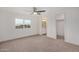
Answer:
[32, 7, 46, 15]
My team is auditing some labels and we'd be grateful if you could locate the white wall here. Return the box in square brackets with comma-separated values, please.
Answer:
[64, 8, 79, 45]
[0, 10, 40, 42]
[47, 9, 56, 39]
[56, 13, 64, 20]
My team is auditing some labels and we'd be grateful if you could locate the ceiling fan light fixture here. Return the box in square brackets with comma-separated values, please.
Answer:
[33, 12, 38, 15]
[32, 7, 46, 15]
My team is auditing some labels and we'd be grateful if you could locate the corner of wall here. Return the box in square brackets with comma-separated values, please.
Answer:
[47, 34, 56, 39]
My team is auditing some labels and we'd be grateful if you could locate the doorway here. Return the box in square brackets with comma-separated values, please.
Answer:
[41, 16, 47, 35]
[56, 13, 64, 40]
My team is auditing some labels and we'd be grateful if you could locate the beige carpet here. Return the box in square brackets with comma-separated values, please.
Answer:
[0, 35, 79, 52]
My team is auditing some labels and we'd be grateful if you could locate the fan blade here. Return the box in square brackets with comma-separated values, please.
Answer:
[36, 10, 46, 12]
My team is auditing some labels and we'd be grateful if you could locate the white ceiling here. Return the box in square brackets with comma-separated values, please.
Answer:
[0, 7, 69, 15]
[0, 7, 33, 15]
[0, 7, 49, 15]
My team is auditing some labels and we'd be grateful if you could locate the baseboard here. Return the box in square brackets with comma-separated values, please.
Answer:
[65, 39, 79, 46]
[47, 35, 56, 39]
[0, 34, 39, 44]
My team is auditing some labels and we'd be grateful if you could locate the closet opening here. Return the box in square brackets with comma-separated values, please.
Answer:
[56, 13, 64, 40]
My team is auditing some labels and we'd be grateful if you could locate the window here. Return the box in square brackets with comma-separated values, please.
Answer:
[15, 18, 31, 29]
[24, 20, 31, 28]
